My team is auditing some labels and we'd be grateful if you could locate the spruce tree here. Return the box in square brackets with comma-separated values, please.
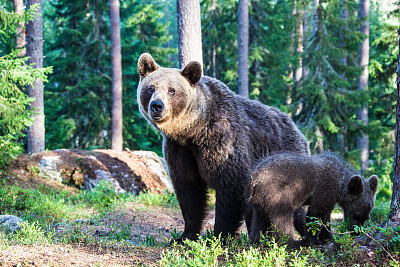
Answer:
[0, 4, 51, 168]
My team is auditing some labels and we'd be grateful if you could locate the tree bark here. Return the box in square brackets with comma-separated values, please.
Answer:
[238, 0, 249, 98]
[110, 0, 123, 151]
[26, 0, 44, 153]
[311, 0, 319, 37]
[295, 9, 303, 84]
[356, 0, 369, 171]
[177, 0, 203, 69]
[302, 8, 309, 78]
[14, 0, 26, 57]
[388, 28, 400, 222]
[340, 0, 348, 68]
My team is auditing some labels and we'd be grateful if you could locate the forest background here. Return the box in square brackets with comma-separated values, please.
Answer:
[1, 0, 399, 202]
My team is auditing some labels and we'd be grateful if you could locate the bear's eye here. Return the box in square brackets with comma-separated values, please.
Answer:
[168, 88, 176, 96]
[148, 85, 155, 94]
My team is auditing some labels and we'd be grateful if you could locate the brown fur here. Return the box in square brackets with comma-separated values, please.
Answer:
[137, 53, 310, 242]
[248, 152, 378, 246]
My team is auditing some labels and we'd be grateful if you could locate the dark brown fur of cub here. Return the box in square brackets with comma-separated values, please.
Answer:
[248, 152, 378, 246]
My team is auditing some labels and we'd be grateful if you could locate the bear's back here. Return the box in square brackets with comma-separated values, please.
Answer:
[197, 76, 310, 161]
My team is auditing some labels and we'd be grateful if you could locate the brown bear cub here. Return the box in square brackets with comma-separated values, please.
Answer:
[137, 53, 310, 243]
[248, 152, 378, 246]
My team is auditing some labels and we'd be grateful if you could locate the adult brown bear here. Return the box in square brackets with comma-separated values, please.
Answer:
[137, 53, 309, 242]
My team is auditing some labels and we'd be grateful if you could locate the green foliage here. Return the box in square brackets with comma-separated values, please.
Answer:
[0, 183, 76, 224]
[370, 200, 391, 224]
[0, 5, 52, 169]
[81, 180, 120, 209]
[160, 235, 313, 266]
[43, 0, 175, 154]
[134, 189, 179, 209]
[293, 0, 361, 153]
[12, 221, 54, 245]
[160, 235, 227, 266]
[305, 216, 324, 237]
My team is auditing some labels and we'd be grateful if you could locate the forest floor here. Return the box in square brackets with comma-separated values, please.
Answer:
[0, 153, 398, 266]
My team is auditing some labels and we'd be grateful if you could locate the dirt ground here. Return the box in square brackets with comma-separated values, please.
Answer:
[0, 202, 217, 267]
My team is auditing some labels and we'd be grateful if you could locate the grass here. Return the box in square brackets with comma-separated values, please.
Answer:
[0, 177, 399, 266]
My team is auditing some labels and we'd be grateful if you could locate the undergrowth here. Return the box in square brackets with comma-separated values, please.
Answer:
[0, 177, 399, 266]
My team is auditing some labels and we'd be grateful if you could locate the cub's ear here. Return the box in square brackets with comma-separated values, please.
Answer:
[348, 175, 363, 195]
[181, 61, 202, 85]
[138, 53, 159, 78]
[368, 175, 378, 193]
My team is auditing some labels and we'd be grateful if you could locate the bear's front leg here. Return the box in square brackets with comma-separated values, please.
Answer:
[164, 138, 208, 243]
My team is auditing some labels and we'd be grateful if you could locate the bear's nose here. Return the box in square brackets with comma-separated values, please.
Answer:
[150, 101, 164, 114]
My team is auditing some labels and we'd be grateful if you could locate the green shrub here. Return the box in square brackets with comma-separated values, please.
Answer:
[0, 6, 52, 169]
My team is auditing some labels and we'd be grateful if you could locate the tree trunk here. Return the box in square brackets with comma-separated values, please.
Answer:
[302, 8, 309, 78]
[295, 9, 303, 84]
[177, 0, 203, 69]
[311, 0, 319, 37]
[110, 0, 123, 151]
[14, 0, 26, 57]
[238, 0, 249, 98]
[356, 0, 369, 171]
[340, 0, 348, 68]
[287, 5, 296, 115]
[26, 0, 44, 153]
[388, 28, 400, 222]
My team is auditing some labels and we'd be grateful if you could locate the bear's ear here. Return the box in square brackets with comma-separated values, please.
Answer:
[368, 175, 378, 193]
[181, 61, 202, 85]
[138, 53, 159, 78]
[348, 175, 363, 196]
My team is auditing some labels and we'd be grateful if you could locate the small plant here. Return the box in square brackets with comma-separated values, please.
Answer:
[160, 235, 226, 266]
[85, 180, 119, 209]
[12, 221, 53, 245]
[306, 216, 324, 236]
[170, 228, 183, 239]
[30, 165, 40, 175]
[134, 189, 179, 209]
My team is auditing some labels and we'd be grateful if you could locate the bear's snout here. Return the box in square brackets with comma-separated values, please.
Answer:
[150, 100, 165, 120]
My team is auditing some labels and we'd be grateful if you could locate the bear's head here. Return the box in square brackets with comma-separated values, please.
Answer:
[137, 53, 204, 139]
[341, 174, 378, 229]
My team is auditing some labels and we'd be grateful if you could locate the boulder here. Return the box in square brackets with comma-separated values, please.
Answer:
[0, 215, 24, 234]
[8, 149, 173, 194]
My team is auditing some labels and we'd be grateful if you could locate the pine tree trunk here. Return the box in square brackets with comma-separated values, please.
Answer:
[388, 28, 400, 222]
[356, 0, 369, 171]
[340, 0, 348, 68]
[295, 9, 303, 84]
[177, 0, 203, 69]
[311, 0, 319, 37]
[287, 5, 296, 115]
[110, 0, 123, 151]
[302, 8, 309, 78]
[238, 0, 249, 98]
[26, 0, 44, 153]
[14, 0, 25, 57]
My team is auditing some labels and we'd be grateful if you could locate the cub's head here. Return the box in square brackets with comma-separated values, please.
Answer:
[341, 174, 378, 230]
[137, 53, 203, 138]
